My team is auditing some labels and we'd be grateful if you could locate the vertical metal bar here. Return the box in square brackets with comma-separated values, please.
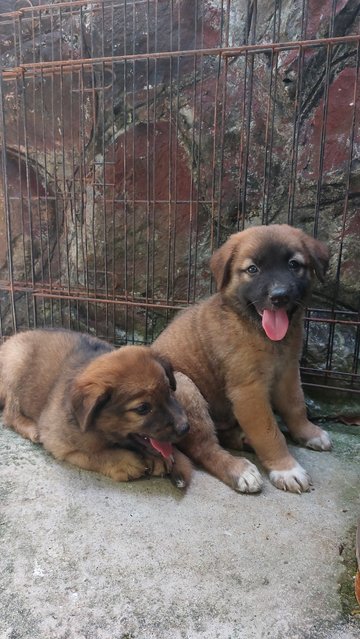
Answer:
[14, 13, 31, 328]
[186, 38, 198, 305]
[287, 44, 305, 225]
[313, 2, 341, 384]
[144, 0, 151, 343]
[238, 1, 257, 232]
[59, 12, 71, 326]
[101, 60, 109, 338]
[209, 54, 222, 274]
[261, 48, 278, 225]
[39, 67, 54, 325]
[110, 0, 117, 343]
[131, 1, 136, 341]
[150, 0, 158, 341]
[48, 6, 64, 326]
[171, 0, 180, 306]
[214, 0, 231, 247]
[209, 0, 226, 269]
[300, 0, 309, 39]
[19, 55, 37, 329]
[0, 73, 17, 331]
[164, 0, 175, 323]
[165, 2, 173, 316]
[78, 7, 89, 329]
[216, 53, 228, 242]
[99, 3, 109, 340]
[329, 40, 360, 377]
[192, 0, 204, 302]
[315, 45, 334, 384]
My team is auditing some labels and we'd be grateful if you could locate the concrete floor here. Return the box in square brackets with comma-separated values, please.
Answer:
[1, 420, 359, 639]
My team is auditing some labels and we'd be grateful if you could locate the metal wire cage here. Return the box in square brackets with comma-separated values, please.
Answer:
[0, 0, 359, 396]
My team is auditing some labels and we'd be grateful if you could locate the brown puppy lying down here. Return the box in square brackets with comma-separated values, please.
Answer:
[153, 224, 331, 494]
[0, 329, 192, 488]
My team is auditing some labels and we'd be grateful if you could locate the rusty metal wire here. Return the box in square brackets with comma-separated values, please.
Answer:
[0, 0, 359, 395]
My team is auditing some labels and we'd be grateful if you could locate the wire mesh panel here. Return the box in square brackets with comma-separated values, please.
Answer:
[0, 0, 359, 395]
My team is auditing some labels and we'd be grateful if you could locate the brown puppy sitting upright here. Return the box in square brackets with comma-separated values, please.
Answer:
[0, 329, 192, 487]
[153, 224, 331, 494]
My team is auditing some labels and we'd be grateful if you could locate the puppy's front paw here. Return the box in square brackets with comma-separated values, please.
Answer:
[109, 451, 148, 482]
[303, 429, 332, 451]
[269, 462, 311, 493]
[233, 460, 263, 494]
[146, 456, 168, 478]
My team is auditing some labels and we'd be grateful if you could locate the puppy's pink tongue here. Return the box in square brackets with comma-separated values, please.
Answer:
[262, 309, 289, 341]
[149, 438, 173, 459]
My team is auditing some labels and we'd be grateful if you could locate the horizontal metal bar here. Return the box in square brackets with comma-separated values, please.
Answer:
[301, 366, 360, 381]
[1, 285, 359, 331]
[0, 0, 120, 18]
[31, 291, 186, 311]
[0, 280, 359, 323]
[6, 196, 218, 206]
[1, 35, 360, 80]
[304, 316, 360, 327]
[0, 279, 187, 310]
[301, 381, 360, 394]
[307, 307, 360, 318]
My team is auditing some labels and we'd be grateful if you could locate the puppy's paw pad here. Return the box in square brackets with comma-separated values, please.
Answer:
[305, 430, 332, 451]
[235, 464, 263, 494]
[269, 463, 311, 494]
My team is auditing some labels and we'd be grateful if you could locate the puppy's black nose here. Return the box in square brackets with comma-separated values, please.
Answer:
[176, 421, 190, 437]
[269, 287, 289, 308]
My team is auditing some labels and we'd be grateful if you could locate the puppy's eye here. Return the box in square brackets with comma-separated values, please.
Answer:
[133, 402, 152, 416]
[246, 264, 259, 275]
[288, 259, 302, 271]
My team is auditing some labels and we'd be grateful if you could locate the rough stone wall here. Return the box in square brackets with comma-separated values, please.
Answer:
[0, 0, 359, 386]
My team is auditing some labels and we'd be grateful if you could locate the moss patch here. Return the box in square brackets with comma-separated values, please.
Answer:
[338, 525, 360, 618]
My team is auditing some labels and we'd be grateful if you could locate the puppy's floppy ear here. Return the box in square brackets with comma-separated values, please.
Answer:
[304, 236, 330, 283]
[210, 234, 238, 290]
[154, 354, 176, 391]
[71, 379, 111, 432]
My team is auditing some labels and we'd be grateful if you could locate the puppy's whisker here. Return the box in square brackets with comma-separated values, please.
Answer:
[249, 300, 262, 309]
[294, 300, 306, 311]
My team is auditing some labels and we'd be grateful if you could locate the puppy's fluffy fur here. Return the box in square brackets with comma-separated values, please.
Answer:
[0, 329, 192, 487]
[153, 224, 331, 494]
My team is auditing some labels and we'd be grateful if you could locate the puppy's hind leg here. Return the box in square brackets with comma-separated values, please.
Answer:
[174, 373, 263, 494]
[217, 423, 254, 452]
[3, 397, 39, 443]
[273, 365, 332, 452]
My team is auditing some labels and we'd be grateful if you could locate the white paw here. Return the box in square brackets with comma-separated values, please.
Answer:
[305, 429, 332, 451]
[235, 463, 263, 494]
[269, 462, 311, 494]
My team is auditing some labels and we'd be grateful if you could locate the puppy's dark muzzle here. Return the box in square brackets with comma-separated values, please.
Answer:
[174, 420, 190, 438]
